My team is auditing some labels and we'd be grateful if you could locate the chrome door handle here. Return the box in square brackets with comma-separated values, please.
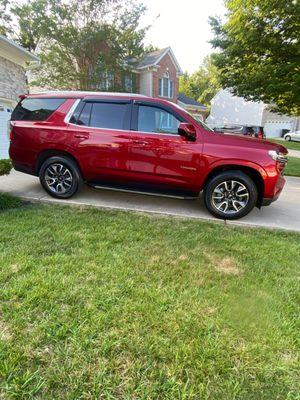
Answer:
[133, 140, 147, 146]
[74, 134, 89, 139]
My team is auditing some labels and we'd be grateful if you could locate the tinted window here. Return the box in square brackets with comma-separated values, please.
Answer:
[90, 102, 128, 129]
[11, 98, 65, 121]
[69, 102, 85, 124]
[138, 105, 180, 134]
[76, 103, 92, 126]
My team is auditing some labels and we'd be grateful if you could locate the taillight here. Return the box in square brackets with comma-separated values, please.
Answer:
[8, 121, 13, 141]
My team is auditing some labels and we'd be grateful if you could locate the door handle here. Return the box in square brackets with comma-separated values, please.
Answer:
[74, 133, 89, 139]
[133, 140, 147, 146]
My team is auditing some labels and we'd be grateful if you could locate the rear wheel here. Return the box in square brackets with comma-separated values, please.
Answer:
[204, 171, 258, 220]
[285, 135, 291, 141]
[39, 156, 83, 199]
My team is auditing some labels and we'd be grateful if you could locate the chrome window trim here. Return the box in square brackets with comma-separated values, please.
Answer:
[65, 98, 181, 137]
[64, 99, 81, 124]
[67, 120, 180, 137]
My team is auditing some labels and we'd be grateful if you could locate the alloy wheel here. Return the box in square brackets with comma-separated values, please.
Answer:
[44, 163, 73, 194]
[212, 180, 249, 215]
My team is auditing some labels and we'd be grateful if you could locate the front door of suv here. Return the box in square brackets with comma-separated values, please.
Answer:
[68, 99, 132, 183]
[128, 102, 201, 192]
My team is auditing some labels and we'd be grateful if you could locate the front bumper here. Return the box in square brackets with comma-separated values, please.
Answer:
[262, 174, 286, 207]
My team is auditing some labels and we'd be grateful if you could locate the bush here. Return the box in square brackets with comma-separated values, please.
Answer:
[0, 160, 20, 210]
[0, 159, 12, 176]
[0, 192, 20, 211]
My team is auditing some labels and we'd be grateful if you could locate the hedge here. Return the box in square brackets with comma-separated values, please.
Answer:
[0, 160, 20, 210]
[0, 159, 12, 176]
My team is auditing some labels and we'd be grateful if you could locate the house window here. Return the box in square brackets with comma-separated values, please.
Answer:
[99, 71, 114, 91]
[124, 74, 133, 92]
[158, 72, 174, 98]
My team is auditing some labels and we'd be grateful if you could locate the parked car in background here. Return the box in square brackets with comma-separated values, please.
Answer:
[283, 130, 300, 142]
[9, 91, 288, 220]
[213, 124, 265, 139]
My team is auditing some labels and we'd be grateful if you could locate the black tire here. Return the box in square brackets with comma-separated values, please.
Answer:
[285, 135, 291, 141]
[203, 171, 258, 220]
[39, 156, 83, 199]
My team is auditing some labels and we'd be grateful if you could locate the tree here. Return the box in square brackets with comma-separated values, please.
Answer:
[179, 55, 221, 106]
[209, 0, 300, 115]
[0, 0, 148, 90]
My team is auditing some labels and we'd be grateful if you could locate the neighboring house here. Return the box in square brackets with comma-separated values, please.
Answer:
[0, 35, 39, 158]
[135, 47, 183, 103]
[206, 89, 297, 137]
[178, 93, 207, 120]
[135, 47, 208, 119]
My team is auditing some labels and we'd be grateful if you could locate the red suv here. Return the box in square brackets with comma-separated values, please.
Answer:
[9, 92, 288, 219]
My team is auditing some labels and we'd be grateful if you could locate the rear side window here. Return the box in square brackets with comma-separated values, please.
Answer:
[70, 103, 92, 126]
[11, 98, 66, 121]
[90, 102, 128, 130]
[70, 101, 129, 130]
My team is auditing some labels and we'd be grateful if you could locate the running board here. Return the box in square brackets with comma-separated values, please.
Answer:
[89, 183, 198, 200]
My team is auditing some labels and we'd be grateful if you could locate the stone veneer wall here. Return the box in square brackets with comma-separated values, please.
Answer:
[0, 55, 27, 102]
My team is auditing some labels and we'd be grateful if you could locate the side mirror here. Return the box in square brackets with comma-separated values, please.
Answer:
[178, 123, 197, 141]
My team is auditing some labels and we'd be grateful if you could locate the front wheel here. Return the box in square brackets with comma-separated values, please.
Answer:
[39, 156, 83, 199]
[285, 135, 291, 141]
[204, 171, 258, 220]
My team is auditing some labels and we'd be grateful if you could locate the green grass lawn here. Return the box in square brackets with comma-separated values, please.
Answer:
[268, 138, 300, 152]
[285, 156, 300, 177]
[0, 205, 299, 399]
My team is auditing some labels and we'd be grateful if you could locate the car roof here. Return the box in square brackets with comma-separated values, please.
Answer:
[26, 91, 149, 100]
[23, 91, 186, 115]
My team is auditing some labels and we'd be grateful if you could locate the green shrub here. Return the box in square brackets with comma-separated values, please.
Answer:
[0, 159, 12, 176]
[0, 192, 21, 211]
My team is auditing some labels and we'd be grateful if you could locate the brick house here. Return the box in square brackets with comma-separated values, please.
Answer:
[134, 47, 182, 103]
[133, 47, 208, 119]
[0, 35, 39, 158]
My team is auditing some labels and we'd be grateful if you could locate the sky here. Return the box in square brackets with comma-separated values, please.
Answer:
[141, 0, 226, 74]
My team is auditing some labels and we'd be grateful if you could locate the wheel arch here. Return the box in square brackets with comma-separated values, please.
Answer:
[35, 149, 83, 177]
[203, 164, 265, 208]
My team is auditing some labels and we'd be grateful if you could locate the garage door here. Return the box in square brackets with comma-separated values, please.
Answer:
[264, 121, 293, 138]
[0, 104, 12, 159]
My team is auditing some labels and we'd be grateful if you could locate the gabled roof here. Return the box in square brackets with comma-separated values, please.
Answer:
[137, 47, 183, 75]
[0, 35, 39, 67]
[178, 93, 207, 109]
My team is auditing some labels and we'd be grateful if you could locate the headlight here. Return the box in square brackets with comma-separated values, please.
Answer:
[268, 150, 288, 164]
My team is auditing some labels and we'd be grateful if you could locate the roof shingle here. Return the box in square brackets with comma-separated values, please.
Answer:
[137, 48, 169, 69]
[178, 93, 207, 108]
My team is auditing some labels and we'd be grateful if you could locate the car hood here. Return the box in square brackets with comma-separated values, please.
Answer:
[261, 139, 289, 154]
[215, 132, 289, 154]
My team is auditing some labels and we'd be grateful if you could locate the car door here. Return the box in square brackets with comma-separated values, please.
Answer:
[67, 99, 132, 183]
[128, 101, 202, 191]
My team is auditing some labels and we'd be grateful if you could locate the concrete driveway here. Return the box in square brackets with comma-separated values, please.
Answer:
[1, 170, 300, 232]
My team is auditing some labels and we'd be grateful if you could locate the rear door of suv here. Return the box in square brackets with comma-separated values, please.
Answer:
[67, 98, 133, 183]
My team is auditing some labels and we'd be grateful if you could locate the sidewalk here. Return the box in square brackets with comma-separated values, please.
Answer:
[1, 170, 300, 232]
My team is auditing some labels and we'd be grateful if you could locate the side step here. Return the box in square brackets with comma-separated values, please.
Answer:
[89, 183, 198, 200]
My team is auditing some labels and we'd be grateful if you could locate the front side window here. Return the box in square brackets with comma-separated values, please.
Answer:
[11, 98, 66, 121]
[138, 105, 180, 134]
